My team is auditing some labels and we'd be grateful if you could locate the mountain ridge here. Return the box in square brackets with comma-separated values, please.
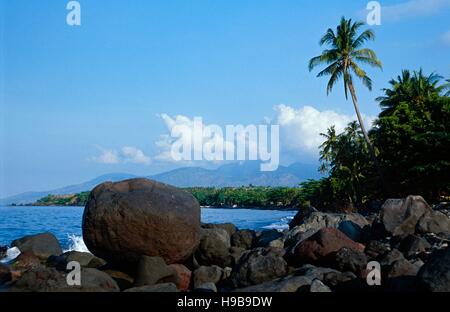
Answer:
[0, 162, 321, 205]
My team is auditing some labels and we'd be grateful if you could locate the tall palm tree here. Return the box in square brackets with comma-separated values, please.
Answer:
[309, 17, 384, 188]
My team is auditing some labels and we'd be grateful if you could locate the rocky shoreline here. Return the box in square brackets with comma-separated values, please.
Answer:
[1, 178, 450, 292]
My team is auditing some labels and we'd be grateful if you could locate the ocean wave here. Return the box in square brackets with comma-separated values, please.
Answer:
[262, 215, 294, 232]
[0, 247, 21, 263]
[64, 234, 90, 253]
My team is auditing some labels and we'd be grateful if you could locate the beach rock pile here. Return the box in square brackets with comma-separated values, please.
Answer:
[1, 182, 449, 292]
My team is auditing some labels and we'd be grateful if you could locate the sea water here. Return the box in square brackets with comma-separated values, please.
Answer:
[0, 205, 296, 262]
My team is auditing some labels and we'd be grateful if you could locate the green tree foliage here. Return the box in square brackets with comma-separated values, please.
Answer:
[33, 187, 311, 210]
[372, 69, 450, 200]
[319, 122, 378, 209]
[185, 186, 304, 209]
[300, 69, 450, 210]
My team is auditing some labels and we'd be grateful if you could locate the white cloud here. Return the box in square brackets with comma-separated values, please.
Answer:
[91, 145, 151, 165]
[274, 104, 375, 157]
[380, 0, 450, 21]
[121, 146, 152, 165]
[155, 106, 376, 163]
[155, 114, 238, 163]
[440, 30, 450, 45]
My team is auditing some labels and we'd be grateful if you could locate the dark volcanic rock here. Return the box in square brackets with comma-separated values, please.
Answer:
[82, 178, 201, 265]
[231, 247, 287, 288]
[231, 230, 256, 249]
[418, 247, 450, 292]
[398, 235, 431, 258]
[202, 223, 238, 237]
[334, 247, 368, 276]
[229, 247, 245, 266]
[235, 274, 312, 292]
[194, 282, 217, 292]
[193, 265, 223, 289]
[386, 259, 420, 278]
[291, 228, 365, 266]
[63, 251, 106, 268]
[79, 268, 121, 292]
[289, 206, 318, 229]
[134, 256, 177, 287]
[47, 251, 106, 270]
[103, 270, 134, 290]
[256, 230, 284, 248]
[196, 228, 231, 267]
[12, 233, 62, 259]
[380, 196, 432, 237]
[10, 266, 119, 292]
[379, 249, 405, 268]
[294, 264, 356, 287]
[364, 240, 391, 259]
[309, 279, 332, 292]
[0, 263, 11, 285]
[287, 212, 368, 236]
[11, 252, 42, 272]
[416, 211, 450, 235]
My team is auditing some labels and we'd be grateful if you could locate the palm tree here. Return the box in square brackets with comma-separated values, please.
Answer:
[309, 17, 384, 189]
[444, 79, 450, 96]
[377, 69, 448, 117]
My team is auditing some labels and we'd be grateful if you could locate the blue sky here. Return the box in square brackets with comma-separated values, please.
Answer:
[1, 0, 449, 197]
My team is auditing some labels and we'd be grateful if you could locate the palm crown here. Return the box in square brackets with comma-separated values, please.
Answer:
[376, 69, 447, 117]
[308, 17, 382, 99]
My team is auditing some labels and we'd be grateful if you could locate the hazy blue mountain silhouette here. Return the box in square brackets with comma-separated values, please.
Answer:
[0, 162, 320, 205]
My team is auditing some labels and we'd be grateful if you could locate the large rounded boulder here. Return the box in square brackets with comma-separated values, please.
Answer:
[82, 178, 201, 266]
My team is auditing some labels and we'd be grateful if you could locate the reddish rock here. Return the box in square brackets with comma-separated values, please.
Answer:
[170, 264, 192, 291]
[82, 178, 201, 266]
[293, 228, 365, 265]
[0, 263, 11, 284]
[11, 251, 42, 271]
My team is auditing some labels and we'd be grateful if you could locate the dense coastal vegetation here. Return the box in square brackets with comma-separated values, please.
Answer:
[31, 186, 310, 210]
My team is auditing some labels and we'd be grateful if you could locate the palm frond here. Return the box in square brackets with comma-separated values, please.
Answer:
[317, 62, 340, 78]
[327, 70, 343, 96]
[352, 30, 375, 49]
[319, 28, 337, 46]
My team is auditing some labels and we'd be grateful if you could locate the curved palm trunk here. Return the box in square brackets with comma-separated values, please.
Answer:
[348, 82, 387, 196]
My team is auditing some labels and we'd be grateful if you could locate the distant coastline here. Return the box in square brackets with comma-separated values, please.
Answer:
[6, 204, 298, 211]
[6, 186, 304, 211]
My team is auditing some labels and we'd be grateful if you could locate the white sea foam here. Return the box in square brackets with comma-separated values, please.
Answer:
[64, 234, 90, 253]
[262, 215, 294, 232]
[0, 247, 21, 263]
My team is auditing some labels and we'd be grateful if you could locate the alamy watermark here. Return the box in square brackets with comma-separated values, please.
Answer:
[66, 1, 81, 26]
[366, 261, 382, 286]
[367, 1, 382, 25]
[66, 261, 81, 286]
[169, 118, 280, 172]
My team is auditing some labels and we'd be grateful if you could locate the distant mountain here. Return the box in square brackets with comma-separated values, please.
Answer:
[0, 173, 137, 205]
[0, 162, 321, 205]
[149, 162, 321, 188]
